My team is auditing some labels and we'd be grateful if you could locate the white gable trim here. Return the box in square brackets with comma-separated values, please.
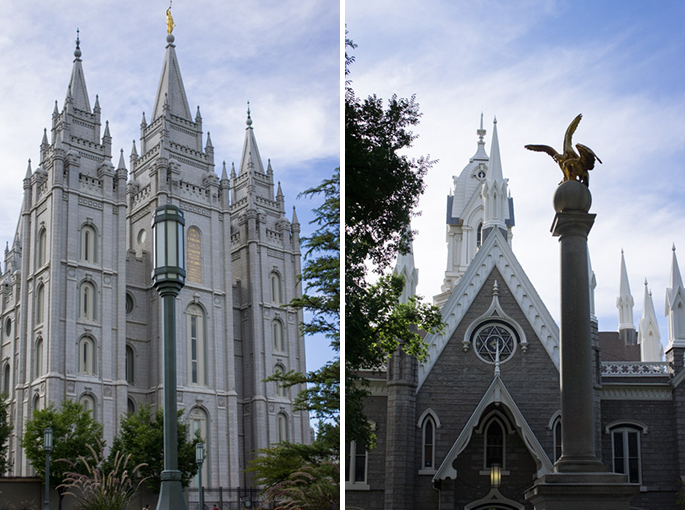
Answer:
[433, 376, 554, 481]
[418, 229, 559, 390]
[464, 488, 525, 510]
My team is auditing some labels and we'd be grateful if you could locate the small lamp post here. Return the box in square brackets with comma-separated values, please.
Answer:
[490, 463, 502, 489]
[196, 442, 205, 510]
[43, 427, 53, 510]
[152, 204, 186, 510]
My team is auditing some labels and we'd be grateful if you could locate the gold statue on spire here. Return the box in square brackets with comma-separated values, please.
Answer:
[166, 1, 175, 35]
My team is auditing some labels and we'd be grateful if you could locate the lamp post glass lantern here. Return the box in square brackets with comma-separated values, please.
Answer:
[43, 427, 53, 510]
[490, 463, 502, 488]
[152, 203, 187, 510]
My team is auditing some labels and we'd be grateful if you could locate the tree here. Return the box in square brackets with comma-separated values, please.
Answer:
[0, 394, 13, 475]
[21, 399, 104, 509]
[345, 36, 444, 449]
[250, 169, 340, 507]
[107, 405, 200, 493]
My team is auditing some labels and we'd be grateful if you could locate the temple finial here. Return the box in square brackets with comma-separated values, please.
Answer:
[477, 112, 486, 143]
[246, 101, 252, 126]
[74, 28, 81, 59]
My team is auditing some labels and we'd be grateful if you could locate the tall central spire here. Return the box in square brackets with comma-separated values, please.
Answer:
[67, 29, 91, 112]
[152, 32, 192, 121]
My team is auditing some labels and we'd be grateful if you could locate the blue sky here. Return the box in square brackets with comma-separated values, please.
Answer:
[0, 2, 340, 372]
[346, 0, 685, 352]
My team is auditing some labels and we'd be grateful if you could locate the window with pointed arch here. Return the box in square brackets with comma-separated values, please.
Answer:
[127, 397, 136, 415]
[80, 281, 96, 321]
[271, 272, 283, 305]
[422, 415, 436, 470]
[35, 283, 45, 325]
[274, 365, 286, 398]
[80, 394, 96, 419]
[79, 336, 96, 375]
[476, 223, 483, 249]
[611, 425, 642, 484]
[125, 345, 134, 384]
[187, 304, 206, 386]
[277, 413, 289, 443]
[484, 417, 506, 469]
[553, 417, 562, 463]
[2, 362, 9, 395]
[32, 394, 41, 412]
[81, 224, 97, 263]
[36, 227, 47, 268]
[273, 319, 285, 352]
[34, 338, 44, 379]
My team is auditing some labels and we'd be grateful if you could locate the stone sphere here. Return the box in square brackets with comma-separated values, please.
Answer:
[167, 34, 175, 44]
[553, 180, 592, 213]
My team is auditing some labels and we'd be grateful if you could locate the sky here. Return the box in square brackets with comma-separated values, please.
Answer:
[0, 2, 340, 374]
[346, 0, 685, 354]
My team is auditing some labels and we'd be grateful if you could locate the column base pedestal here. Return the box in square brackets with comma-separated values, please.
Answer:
[524, 472, 639, 510]
[156, 470, 187, 510]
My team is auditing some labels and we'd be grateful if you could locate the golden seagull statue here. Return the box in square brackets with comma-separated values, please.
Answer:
[525, 114, 601, 187]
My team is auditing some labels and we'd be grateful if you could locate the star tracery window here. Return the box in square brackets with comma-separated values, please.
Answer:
[473, 321, 517, 364]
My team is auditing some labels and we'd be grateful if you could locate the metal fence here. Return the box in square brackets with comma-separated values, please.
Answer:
[186, 487, 263, 510]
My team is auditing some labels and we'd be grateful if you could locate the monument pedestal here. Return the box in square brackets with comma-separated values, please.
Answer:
[525, 472, 639, 510]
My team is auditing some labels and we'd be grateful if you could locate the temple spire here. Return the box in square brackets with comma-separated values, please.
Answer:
[666, 245, 685, 348]
[66, 28, 91, 112]
[617, 249, 636, 343]
[639, 280, 663, 361]
[238, 104, 265, 174]
[152, 27, 192, 121]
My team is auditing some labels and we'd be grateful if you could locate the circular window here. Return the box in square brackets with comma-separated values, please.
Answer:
[125, 293, 134, 314]
[3, 317, 11, 338]
[137, 229, 147, 245]
[473, 321, 518, 364]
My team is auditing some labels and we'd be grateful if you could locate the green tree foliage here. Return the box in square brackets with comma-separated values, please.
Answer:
[0, 394, 13, 475]
[21, 400, 104, 508]
[251, 169, 340, 507]
[345, 36, 444, 449]
[107, 405, 200, 493]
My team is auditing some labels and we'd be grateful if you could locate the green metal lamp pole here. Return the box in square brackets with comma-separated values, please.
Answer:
[196, 442, 205, 510]
[42, 427, 53, 510]
[152, 204, 187, 510]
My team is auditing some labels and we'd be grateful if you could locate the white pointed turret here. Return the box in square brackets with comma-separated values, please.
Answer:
[394, 234, 419, 305]
[151, 32, 192, 121]
[666, 245, 685, 348]
[616, 249, 636, 343]
[481, 117, 508, 234]
[238, 104, 266, 175]
[639, 279, 663, 361]
[67, 30, 91, 112]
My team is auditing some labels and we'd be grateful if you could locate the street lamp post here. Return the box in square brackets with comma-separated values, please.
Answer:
[152, 204, 187, 510]
[42, 427, 53, 510]
[196, 442, 205, 510]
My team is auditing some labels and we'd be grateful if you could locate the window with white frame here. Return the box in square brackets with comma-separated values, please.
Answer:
[34, 338, 44, 378]
[80, 281, 96, 321]
[345, 441, 368, 487]
[277, 413, 289, 442]
[273, 320, 285, 352]
[190, 407, 208, 487]
[422, 416, 436, 469]
[271, 272, 283, 304]
[35, 283, 45, 324]
[79, 336, 96, 375]
[81, 224, 97, 263]
[37, 228, 47, 268]
[187, 304, 206, 385]
[611, 426, 642, 484]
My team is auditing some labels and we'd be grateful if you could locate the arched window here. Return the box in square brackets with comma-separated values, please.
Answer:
[273, 320, 284, 352]
[277, 413, 289, 442]
[186, 227, 202, 284]
[553, 418, 562, 463]
[422, 416, 436, 469]
[271, 272, 283, 304]
[274, 365, 286, 398]
[476, 223, 483, 248]
[611, 426, 642, 484]
[37, 228, 47, 268]
[2, 362, 10, 395]
[190, 407, 208, 487]
[32, 394, 41, 412]
[80, 394, 96, 419]
[3, 317, 11, 338]
[79, 336, 96, 375]
[126, 345, 134, 384]
[35, 283, 45, 324]
[81, 224, 97, 263]
[34, 338, 44, 378]
[187, 304, 206, 385]
[125, 293, 134, 314]
[127, 397, 136, 415]
[484, 418, 505, 468]
[80, 281, 96, 320]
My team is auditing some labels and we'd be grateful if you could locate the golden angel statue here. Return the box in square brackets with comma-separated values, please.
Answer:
[166, 2, 175, 35]
[525, 114, 602, 187]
